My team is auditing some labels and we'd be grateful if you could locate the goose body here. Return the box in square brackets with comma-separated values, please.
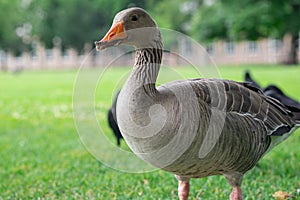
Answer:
[95, 7, 300, 200]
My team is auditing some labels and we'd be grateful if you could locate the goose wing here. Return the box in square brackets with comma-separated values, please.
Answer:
[188, 78, 296, 138]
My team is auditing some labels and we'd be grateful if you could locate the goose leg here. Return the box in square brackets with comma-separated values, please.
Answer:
[230, 186, 242, 200]
[178, 180, 190, 200]
[224, 172, 244, 200]
[175, 175, 190, 200]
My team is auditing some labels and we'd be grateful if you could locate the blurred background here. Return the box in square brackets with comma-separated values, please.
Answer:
[1, 0, 300, 71]
[1, 1, 300, 199]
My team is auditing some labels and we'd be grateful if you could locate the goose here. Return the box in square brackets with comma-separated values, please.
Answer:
[95, 7, 300, 200]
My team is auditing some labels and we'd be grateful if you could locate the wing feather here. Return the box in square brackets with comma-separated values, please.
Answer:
[189, 79, 296, 137]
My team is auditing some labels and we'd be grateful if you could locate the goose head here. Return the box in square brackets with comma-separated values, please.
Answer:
[95, 7, 161, 50]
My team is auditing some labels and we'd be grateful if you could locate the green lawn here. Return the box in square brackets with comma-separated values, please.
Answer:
[0, 65, 299, 199]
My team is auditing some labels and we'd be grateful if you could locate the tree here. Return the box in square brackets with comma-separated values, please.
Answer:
[0, 0, 28, 53]
[2, 0, 298, 61]
[28, 0, 101, 50]
[189, 2, 227, 43]
[150, 0, 199, 34]
[28, 0, 153, 51]
[189, 0, 300, 64]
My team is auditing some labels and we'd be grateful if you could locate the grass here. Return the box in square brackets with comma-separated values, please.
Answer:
[0, 65, 299, 199]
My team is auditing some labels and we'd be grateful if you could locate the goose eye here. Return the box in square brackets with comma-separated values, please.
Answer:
[131, 15, 138, 21]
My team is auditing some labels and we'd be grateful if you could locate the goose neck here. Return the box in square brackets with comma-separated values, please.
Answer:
[129, 47, 162, 96]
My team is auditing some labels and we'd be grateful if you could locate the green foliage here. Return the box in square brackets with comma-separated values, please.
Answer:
[0, 0, 153, 52]
[189, 0, 300, 41]
[188, 0, 300, 63]
[0, 0, 300, 54]
[189, 2, 227, 42]
[223, 1, 275, 40]
[0, 65, 300, 199]
[150, 0, 196, 34]
[0, 0, 27, 52]
[29, 0, 106, 50]
[40, 0, 151, 50]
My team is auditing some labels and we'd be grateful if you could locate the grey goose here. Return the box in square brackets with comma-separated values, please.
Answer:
[95, 7, 300, 200]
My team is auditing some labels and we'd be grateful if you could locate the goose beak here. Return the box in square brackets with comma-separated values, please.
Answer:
[95, 21, 127, 51]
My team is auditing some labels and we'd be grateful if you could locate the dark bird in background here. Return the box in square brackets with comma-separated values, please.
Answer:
[244, 71, 261, 89]
[107, 91, 123, 146]
[264, 85, 300, 111]
[244, 71, 300, 112]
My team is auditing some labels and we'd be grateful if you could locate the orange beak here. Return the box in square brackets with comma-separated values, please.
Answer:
[95, 21, 127, 50]
[101, 21, 126, 42]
